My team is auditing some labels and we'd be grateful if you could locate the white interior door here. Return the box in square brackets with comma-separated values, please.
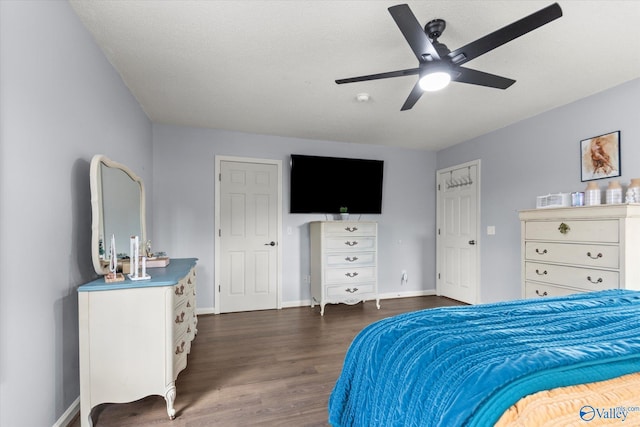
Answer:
[436, 160, 480, 304]
[217, 158, 281, 313]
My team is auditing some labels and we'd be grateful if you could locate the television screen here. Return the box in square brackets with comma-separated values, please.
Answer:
[290, 154, 384, 214]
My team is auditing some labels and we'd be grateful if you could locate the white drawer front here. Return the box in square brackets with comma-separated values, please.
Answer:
[325, 267, 376, 283]
[525, 242, 619, 268]
[525, 262, 619, 291]
[525, 220, 618, 243]
[326, 252, 375, 267]
[323, 222, 376, 236]
[172, 331, 189, 380]
[173, 298, 189, 337]
[326, 283, 375, 297]
[325, 236, 375, 252]
[525, 282, 583, 298]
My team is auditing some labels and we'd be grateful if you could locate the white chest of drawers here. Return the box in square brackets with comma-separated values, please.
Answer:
[519, 205, 640, 298]
[78, 258, 197, 426]
[310, 221, 380, 315]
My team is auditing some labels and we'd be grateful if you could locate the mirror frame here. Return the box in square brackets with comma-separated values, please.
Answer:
[90, 154, 147, 275]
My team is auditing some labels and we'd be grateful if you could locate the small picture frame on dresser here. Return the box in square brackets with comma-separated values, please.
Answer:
[580, 130, 621, 181]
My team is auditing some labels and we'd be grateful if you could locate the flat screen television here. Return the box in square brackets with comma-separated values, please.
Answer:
[290, 154, 384, 214]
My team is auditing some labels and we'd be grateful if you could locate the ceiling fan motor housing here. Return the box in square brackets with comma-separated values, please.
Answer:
[425, 19, 446, 40]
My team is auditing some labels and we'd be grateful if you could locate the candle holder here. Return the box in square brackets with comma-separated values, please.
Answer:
[128, 237, 151, 281]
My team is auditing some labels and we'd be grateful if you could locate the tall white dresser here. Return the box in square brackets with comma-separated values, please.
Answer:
[78, 258, 197, 426]
[310, 221, 380, 315]
[519, 205, 640, 298]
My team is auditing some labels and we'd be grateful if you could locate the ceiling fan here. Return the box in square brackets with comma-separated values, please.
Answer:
[336, 3, 563, 111]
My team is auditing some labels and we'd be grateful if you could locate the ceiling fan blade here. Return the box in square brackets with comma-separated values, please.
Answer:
[400, 81, 424, 111]
[336, 67, 420, 84]
[447, 3, 562, 66]
[388, 4, 441, 62]
[454, 67, 516, 89]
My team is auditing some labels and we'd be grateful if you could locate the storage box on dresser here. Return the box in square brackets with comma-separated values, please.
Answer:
[519, 205, 640, 298]
[310, 221, 380, 315]
[78, 258, 197, 426]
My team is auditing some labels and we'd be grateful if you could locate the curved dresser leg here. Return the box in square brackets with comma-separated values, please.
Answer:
[164, 383, 177, 420]
[80, 399, 94, 427]
[376, 298, 381, 310]
[320, 303, 326, 316]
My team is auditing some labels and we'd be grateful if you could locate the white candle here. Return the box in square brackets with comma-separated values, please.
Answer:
[141, 256, 146, 278]
[134, 235, 139, 278]
[130, 236, 135, 276]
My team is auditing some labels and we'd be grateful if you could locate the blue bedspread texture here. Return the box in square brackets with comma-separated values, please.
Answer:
[328, 289, 640, 426]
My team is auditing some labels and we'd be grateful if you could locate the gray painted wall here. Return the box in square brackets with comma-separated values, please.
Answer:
[0, 2, 152, 426]
[152, 125, 437, 310]
[437, 78, 640, 303]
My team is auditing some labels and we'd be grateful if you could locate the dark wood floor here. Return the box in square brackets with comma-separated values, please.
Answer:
[71, 296, 463, 427]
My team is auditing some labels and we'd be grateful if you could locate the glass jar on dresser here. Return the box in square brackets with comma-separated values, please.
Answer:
[77, 258, 197, 426]
[519, 205, 640, 298]
[310, 221, 380, 315]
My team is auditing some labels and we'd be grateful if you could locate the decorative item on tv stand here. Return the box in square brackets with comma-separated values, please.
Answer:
[339, 206, 349, 220]
[584, 182, 601, 206]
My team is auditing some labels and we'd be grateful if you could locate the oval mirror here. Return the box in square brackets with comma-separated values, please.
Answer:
[90, 154, 146, 275]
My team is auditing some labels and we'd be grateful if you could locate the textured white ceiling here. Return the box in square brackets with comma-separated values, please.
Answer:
[69, 1, 640, 150]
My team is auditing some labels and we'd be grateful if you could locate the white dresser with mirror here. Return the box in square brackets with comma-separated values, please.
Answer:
[78, 155, 197, 426]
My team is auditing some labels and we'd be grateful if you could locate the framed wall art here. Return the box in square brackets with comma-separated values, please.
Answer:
[580, 131, 621, 181]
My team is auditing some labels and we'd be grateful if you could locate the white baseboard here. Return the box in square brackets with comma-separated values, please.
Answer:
[282, 299, 311, 308]
[378, 289, 437, 300]
[54, 396, 79, 427]
[202, 291, 438, 313]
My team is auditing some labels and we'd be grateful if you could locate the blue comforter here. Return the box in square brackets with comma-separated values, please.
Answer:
[329, 289, 640, 426]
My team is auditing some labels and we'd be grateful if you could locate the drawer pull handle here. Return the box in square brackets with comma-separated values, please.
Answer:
[535, 269, 548, 276]
[175, 312, 185, 323]
[587, 276, 603, 284]
[345, 227, 358, 232]
[345, 241, 359, 247]
[345, 272, 359, 278]
[586, 252, 603, 260]
[345, 287, 359, 293]
[175, 341, 185, 355]
[535, 290, 548, 297]
[558, 222, 570, 234]
[345, 256, 359, 262]
[535, 248, 548, 255]
[175, 284, 184, 296]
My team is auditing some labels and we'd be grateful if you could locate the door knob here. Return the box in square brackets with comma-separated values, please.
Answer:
[468, 240, 476, 245]
[264, 241, 276, 246]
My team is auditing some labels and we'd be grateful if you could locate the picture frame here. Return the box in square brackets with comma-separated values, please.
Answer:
[580, 131, 621, 182]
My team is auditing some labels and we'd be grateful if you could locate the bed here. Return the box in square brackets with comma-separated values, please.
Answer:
[328, 289, 640, 426]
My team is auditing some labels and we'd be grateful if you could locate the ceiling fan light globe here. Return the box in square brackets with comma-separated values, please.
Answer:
[419, 72, 451, 91]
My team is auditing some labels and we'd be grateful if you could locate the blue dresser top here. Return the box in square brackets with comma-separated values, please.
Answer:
[78, 258, 197, 292]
